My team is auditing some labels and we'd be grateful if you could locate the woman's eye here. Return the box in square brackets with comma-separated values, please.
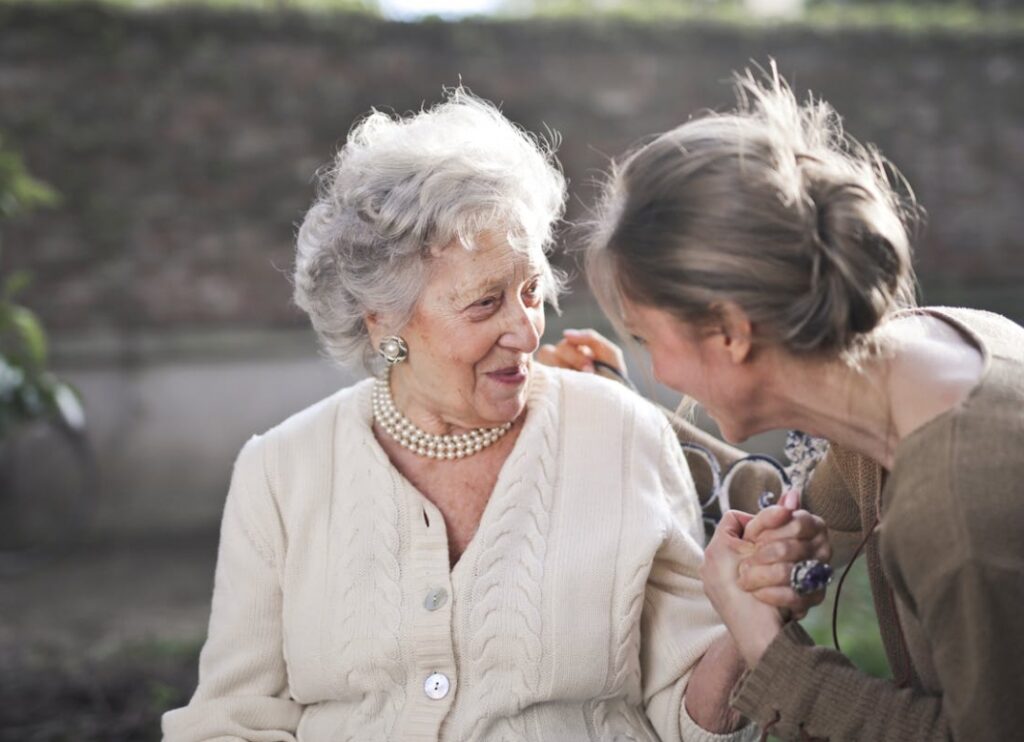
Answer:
[523, 281, 542, 303]
[630, 334, 647, 347]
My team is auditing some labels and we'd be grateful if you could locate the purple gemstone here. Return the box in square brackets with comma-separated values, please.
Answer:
[801, 562, 833, 593]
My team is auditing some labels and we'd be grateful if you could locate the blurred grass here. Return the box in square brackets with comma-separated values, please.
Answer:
[0, 639, 202, 742]
[0, 0, 380, 11]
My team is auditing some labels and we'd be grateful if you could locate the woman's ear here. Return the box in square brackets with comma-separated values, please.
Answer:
[715, 301, 753, 364]
[364, 312, 381, 346]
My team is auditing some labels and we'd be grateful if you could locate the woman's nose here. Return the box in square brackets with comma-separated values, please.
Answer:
[501, 303, 542, 353]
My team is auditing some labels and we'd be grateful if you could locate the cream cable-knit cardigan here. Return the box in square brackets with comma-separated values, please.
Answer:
[162, 366, 754, 742]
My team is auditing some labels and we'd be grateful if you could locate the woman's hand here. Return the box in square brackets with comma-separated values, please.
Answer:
[537, 328, 626, 375]
[737, 489, 832, 619]
[700, 510, 785, 668]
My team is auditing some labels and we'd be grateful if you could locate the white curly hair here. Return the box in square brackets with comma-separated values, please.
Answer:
[293, 88, 567, 369]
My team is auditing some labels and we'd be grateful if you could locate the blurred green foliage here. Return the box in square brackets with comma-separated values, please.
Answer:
[3, 0, 1022, 32]
[801, 554, 892, 679]
[0, 138, 57, 223]
[0, 135, 84, 440]
[502, 0, 1024, 32]
[4, 0, 1023, 31]
[0, 0, 381, 10]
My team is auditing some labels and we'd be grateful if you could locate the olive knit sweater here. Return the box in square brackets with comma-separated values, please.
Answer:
[712, 307, 1024, 741]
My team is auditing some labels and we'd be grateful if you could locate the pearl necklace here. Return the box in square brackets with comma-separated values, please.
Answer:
[372, 373, 513, 460]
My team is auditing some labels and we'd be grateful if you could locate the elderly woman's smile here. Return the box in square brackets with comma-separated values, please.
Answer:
[377, 230, 547, 435]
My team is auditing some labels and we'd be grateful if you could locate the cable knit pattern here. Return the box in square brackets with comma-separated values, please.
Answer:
[612, 557, 653, 702]
[461, 372, 558, 742]
[610, 404, 647, 705]
[591, 408, 650, 742]
[329, 435, 405, 741]
[592, 699, 661, 742]
[591, 555, 656, 741]
[162, 366, 754, 742]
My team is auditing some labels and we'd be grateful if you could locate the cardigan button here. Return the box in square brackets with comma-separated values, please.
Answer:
[424, 672, 450, 700]
[424, 588, 448, 611]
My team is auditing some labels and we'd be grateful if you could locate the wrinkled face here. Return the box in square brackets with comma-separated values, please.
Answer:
[381, 232, 548, 430]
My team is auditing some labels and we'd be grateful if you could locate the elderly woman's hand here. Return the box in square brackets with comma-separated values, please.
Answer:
[736, 489, 832, 620]
[537, 328, 626, 376]
[700, 510, 785, 668]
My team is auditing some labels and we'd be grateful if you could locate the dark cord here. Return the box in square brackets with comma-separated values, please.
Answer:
[592, 359, 637, 391]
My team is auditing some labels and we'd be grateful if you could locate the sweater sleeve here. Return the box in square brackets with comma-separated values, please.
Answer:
[641, 422, 757, 742]
[730, 622, 949, 741]
[162, 436, 303, 742]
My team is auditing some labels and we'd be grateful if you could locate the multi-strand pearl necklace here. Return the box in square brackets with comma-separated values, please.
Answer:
[372, 372, 513, 460]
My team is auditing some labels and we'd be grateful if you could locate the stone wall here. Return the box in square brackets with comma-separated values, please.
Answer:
[3, 2, 1024, 333]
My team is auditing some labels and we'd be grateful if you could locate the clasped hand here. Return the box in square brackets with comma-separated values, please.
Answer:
[700, 490, 832, 667]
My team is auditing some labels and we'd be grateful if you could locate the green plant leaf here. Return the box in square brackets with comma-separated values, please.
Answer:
[0, 134, 74, 440]
[6, 306, 47, 369]
[0, 136, 58, 219]
[10, 173, 60, 214]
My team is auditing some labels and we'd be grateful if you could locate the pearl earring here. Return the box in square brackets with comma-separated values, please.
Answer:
[378, 336, 409, 366]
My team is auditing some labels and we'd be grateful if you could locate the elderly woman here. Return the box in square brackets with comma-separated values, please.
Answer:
[570, 67, 1024, 740]
[161, 91, 759, 741]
